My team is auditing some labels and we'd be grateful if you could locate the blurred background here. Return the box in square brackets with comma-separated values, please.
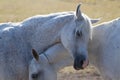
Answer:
[0, 0, 120, 22]
[0, 0, 119, 80]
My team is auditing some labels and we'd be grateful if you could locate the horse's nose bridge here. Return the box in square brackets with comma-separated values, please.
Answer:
[77, 46, 88, 56]
[75, 47, 88, 61]
[76, 52, 87, 60]
[77, 42, 87, 51]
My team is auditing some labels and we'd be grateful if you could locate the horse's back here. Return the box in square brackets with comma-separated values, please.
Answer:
[93, 18, 120, 80]
[0, 22, 29, 80]
[103, 18, 120, 79]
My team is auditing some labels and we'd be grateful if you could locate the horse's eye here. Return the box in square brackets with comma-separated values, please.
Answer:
[31, 73, 38, 79]
[76, 30, 82, 38]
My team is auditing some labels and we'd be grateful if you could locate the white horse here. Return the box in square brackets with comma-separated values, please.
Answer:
[29, 44, 73, 80]
[0, 4, 99, 80]
[88, 18, 120, 80]
[29, 18, 120, 80]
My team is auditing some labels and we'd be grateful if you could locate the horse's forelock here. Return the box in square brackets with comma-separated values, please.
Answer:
[76, 13, 92, 40]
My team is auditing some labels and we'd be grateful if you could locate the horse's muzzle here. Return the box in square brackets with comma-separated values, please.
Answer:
[73, 54, 89, 70]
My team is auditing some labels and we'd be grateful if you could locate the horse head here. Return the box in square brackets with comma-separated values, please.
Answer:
[29, 49, 57, 80]
[60, 4, 99, 70]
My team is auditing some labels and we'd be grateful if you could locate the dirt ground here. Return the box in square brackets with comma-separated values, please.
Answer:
[58, 66, 103, 80]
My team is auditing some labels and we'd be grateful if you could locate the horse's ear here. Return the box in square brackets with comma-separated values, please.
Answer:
[32, 49, 39, 61]
[91, 18, 101, 24]
[76, 4, 83, 20]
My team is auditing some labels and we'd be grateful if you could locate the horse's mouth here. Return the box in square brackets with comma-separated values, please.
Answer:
[82, 60, 89, 68]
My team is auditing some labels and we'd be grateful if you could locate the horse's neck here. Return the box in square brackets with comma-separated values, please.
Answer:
[54, 56, 73, 71]
[88, 21, 113, 66]
[21, 13, 74, 53]
[88, 24, 105, 66]
[20, 16, 50, 42]
[45, 44, 73, 71]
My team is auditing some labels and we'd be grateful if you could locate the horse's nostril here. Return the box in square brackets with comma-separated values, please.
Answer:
[80, 60, 84, 66]
[31, 73, 38, 79]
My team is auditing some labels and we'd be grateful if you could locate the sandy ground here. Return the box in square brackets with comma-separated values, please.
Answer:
[58, 66, 103, 80]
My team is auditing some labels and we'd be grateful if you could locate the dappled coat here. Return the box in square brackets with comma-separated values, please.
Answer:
[0, 4, 96, 80]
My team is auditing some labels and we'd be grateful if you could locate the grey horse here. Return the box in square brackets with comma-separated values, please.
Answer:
[29, 44, 72, 80]
[89, 18, 120, 80]
[0, 4, 98, 80]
